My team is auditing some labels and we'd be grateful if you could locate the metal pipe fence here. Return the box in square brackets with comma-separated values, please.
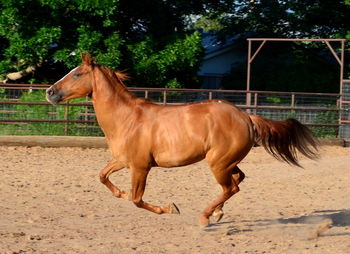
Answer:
[0, 83, 344, 138]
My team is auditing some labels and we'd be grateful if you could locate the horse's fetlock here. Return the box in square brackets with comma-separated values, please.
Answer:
[113, 190, 121, 198]
[132, 198, 143, 208]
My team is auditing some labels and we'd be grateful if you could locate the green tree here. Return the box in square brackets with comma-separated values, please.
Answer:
[128, 32, 203, 88]
[194, 1, 350, 38]
[0, 0, 122, 82]
[3, 0, 349, 90]
[0, 0, 208, 87]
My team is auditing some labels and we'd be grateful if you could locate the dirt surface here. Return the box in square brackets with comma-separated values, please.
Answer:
[0, 145, 349, 253]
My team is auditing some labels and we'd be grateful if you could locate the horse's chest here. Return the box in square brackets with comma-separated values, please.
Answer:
[108, 135, 150, 163]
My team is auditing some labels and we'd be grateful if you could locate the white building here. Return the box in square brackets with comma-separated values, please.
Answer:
[197, 33, 248, 89]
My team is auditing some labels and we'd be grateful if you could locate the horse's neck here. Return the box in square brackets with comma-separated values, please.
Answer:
[91, 70, 136, 136]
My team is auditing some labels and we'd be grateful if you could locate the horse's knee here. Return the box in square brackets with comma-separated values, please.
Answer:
[99, 172, 107, 184]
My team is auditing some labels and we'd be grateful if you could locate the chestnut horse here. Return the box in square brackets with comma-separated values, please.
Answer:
[46, 53, 318, 227]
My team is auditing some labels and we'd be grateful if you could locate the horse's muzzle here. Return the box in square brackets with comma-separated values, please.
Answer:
[46, 87, 62, 105]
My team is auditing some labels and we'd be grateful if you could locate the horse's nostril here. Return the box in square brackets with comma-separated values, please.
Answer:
[47, 88, 55, 96]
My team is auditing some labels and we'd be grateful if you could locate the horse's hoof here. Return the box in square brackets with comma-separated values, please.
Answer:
[199, 216, 210, 228]
[169, 203, 180, 214]
[211, 210, 224, 223]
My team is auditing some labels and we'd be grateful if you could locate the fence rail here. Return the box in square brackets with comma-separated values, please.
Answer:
[0, 83, 344, 138]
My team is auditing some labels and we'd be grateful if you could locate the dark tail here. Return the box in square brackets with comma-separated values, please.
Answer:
[249, 115, 318, 167]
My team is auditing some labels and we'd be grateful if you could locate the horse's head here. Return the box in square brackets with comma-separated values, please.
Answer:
[46, 53, 94, 105]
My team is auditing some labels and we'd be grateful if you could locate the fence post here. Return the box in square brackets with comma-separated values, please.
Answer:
[209, 91, 212, 100]
[246, 93, 251, 113]
[163, 90, 167, 105]
[339, 80, 350, 146]
[253, 92, 258, 115]
[85, 96, 88, 122]
[65, 101, 69, 136]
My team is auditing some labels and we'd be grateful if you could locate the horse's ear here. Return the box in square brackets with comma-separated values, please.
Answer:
[81, 52, 93, 66]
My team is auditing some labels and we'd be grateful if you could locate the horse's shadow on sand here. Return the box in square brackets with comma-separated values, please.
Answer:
[206, 209, 350, 236]
[275, 209, 350, 227]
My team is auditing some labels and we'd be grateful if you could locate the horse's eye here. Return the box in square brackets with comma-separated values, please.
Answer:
[73, 73, 82, 79]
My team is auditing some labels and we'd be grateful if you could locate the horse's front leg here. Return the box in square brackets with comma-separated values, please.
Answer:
[130, 167, 180, 215]
[99, 159, 130, 200]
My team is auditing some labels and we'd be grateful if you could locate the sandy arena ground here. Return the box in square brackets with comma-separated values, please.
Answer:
[0, 145, 349, 253]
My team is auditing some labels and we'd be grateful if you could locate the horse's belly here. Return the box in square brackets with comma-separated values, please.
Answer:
[153, 144, 206, 168]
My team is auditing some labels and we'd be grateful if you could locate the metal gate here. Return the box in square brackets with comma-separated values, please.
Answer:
[340, 80, 350, 146]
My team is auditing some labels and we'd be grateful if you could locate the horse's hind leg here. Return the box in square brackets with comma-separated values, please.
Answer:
[199, 164, 240, 227]
[212, 165, 245, 222]
[130, 167, 180, 215]
[99, 159, 130, 200]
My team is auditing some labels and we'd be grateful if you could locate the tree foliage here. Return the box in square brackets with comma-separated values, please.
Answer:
[195, 0, 350, 39]
[0, 0, 209, 87]
[1, 0, 350, 90]
[128, 32, 203, 88]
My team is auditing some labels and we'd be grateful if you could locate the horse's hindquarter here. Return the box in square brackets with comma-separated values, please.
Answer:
[150, 102, 254, 168]
[204, 102, 255, 165]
